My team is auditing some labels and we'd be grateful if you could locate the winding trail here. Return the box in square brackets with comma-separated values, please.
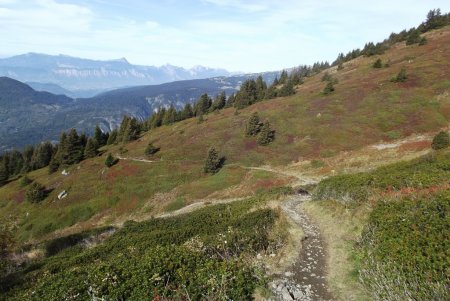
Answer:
[270, 195, 334, 301]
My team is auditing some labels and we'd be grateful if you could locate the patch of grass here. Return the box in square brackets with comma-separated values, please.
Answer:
[164, 197, 185, 212]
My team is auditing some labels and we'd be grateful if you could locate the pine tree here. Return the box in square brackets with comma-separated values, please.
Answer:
[94, 125, 107, 146]
[123, 118, 140, 142]
[84, 138, 98, 159]
[105, 153, 117, 167]
[204, 147, 221, 174]
[48, 157, 59, 174]
[66, 129, 83, 164]
[181, 103, 194, 119]
[25, 182, 46, 203]
[195, 94, 212, 115]
[392, 68, 407, 82]
[255, 76, 267, 100]
[107, 129, 118, 145]
[323, 82, 335, 94]
[211, 91, 226, 111]
[54, 132, 68, 167]
[406, 29, 421, 45]
[431, 131, 450, 150]
[21, 145, 34, 172]
[278, 80, 295, 97]
[245, 112, 261, 136]
[162, 106, 177, 125]
[257, 121, 275, 145]
[373, 58, 382, 68]
[279, 70, 288, 84]
[31, 141, 54, 170]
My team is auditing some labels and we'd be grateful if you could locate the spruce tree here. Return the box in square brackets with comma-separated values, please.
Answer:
[204, 147, 221, 174]
[431, 131, 450, 150]
[66, 129, 83, 164]
[107, 129, 118, 145]
[323, 82, 335, 94]
[84, 138, 98, 159]
[257, 121, 275, 145]
[48, 157, 59, 174]
[245, 112, 261, 136]
[26, 182, 45, 203]
[105, 153, 117, 167]
[181, 103, 194, 119]
[392, 68, 407, 82]
[31, 141, 54, 170]
[373, 58, 382, 68]
[94, 125, 107, 146]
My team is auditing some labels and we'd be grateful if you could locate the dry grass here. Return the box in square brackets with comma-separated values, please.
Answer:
[303, 200, 371, 301]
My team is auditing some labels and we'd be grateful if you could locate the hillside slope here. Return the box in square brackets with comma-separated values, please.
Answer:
[0, 26, 449, 244]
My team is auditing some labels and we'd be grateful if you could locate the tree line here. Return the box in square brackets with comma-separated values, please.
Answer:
[331, 9, 449, 67]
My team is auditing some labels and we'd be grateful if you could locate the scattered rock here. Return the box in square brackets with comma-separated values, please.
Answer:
[57, 190, 67, 200]
[281, 287, 293, 301]
[61, 169, 69, 176]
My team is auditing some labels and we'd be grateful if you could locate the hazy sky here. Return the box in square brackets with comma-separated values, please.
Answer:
[1, 0, 449, 72]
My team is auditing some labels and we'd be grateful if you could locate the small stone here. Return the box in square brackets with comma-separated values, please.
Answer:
[281, 287, 294, 301]
[292, 289, 304, 299]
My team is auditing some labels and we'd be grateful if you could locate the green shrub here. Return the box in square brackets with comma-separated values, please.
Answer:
[19, 176, 32, 187]
[391, 68, 407, 82]
[104, 153, 117, 167]
[359, 192, 449, 300]
[372, 58, 382, 68]
[144, 142, 160, 156]
[323, 81, 335, 95]
[431, 131, 450, 150]
[1, 198, 277, 300]
[25, 182, 46, 203]
[313, 152, 450, 203]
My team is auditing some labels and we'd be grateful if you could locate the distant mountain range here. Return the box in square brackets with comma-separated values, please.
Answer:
[0, 71, 279, 151]
[0, 53, 235, 97]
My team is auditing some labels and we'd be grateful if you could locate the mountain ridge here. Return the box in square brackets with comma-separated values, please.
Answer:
[0, 52, 235, 93]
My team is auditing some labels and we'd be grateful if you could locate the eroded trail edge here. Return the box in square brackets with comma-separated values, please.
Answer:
[270, 195, 334, 301]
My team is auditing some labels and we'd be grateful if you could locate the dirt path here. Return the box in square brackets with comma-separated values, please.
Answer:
[116, 155, 157, 163]
[270, 195, 334, 301]
[155, 197, 244, 219]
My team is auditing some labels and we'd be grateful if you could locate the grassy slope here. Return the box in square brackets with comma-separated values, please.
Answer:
[0, 26, 449, 243]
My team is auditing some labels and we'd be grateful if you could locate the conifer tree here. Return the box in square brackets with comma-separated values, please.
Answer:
[31, 141, 54, 170]
[211, 91, 226, 111]
[255, 76, 267, 100]
[21, 145, 34, 172]
[195, 94, 212, 115]
[373, 58, 383, 68]
[105, 153, 117, 167]
[84, 138, 98, 159]
[25, 182, 45, 203]
[48, 157, 59, 174]
[323, 81, 335, 94]
[431, 131, 450, 150]
[204, 147, 221, 174]
[66, 129, 83, 164]
[392, 68, 407, 82]
[257, 121, 275, 145]
[94, 125, 107, 146]
[245, 112, 261, 136]
[279, 70, 288, 84]
[181, 103, 194, 119]
[107, 129, 118, 145]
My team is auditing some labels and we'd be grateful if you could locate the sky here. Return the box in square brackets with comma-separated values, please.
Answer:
[0, 0, 449, 72]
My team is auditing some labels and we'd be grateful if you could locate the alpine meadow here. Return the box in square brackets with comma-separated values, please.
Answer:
[0, 3, 449, 301]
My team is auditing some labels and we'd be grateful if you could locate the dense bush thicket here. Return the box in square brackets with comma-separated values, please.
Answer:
[1, 197, 280, 300]
[359, 192, 449, 300]
[313, 151, 450, 204]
